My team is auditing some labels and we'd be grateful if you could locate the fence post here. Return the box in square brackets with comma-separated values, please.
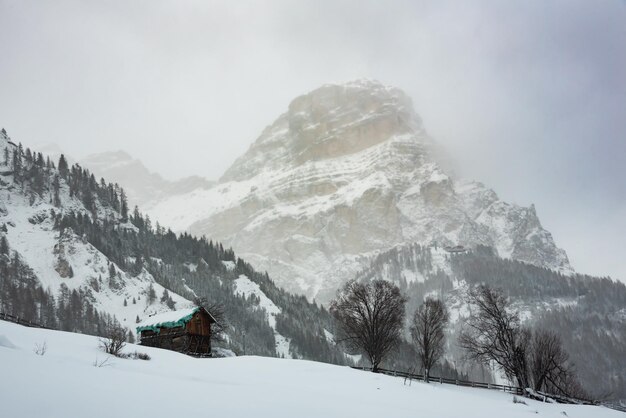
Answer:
[455, 379, 459, 386]
[439, 377, 442, 384]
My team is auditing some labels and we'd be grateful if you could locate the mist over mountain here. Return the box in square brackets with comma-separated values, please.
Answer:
[80, 150, 214, 211]
[146, 80, 571, 303]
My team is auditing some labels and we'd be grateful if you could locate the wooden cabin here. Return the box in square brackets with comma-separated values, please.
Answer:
[136, 307, 217, 357]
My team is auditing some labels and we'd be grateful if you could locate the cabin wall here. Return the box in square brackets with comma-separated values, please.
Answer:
[139, 311, 213, 356]
[185, 311, 212, 337]
[139, 329, 211, 355]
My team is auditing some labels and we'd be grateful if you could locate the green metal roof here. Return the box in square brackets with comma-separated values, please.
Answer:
[136, 307, 200, 334]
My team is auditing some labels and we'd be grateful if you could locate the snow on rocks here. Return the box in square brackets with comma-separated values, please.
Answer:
[145, 81, 571, 304]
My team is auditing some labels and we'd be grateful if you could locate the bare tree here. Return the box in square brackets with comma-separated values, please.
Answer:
[460, 285, 589, 397]
[458, 285, 530, 388]
[530, 329, 586, 398]
[410, 298, 449, 382]
[330, 279, 407, 372]
[99, 325, 127, 357]
[33, 341, 48, 356]
[92, 356, 113, 368]
[530, 329, 568, 392]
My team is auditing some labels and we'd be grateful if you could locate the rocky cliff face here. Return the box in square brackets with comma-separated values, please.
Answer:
[148, 80, 571, 303]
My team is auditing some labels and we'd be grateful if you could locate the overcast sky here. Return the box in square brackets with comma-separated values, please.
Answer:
[1, 0, 625, 282]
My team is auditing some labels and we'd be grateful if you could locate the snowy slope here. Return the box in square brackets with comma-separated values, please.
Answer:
[1, 130, 345, 360]
[147, 80, 571, 303]
[234, 274, 291, 358]
[0, 320, 619, 418]
[0, 132, 193, 336]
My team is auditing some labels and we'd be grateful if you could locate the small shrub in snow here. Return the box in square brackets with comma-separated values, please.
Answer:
[127, 351, 151, 361]
[93, 357, 112, 368]
[33, 341, 47, 356]
[99, 326, 126, 357]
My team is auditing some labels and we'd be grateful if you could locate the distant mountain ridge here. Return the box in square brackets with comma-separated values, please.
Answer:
[80, 150, 214, 210]
[14, 144, 216, 213]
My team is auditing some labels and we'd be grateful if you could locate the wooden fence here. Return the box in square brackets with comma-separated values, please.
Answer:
[349, 365, 626, 412]
[351, 366, 524, 395]
[0, 312, 49, 329]
[352, 366, 626, 412]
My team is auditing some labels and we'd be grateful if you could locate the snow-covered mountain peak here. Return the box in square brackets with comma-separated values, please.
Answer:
[147, 82, 571, 303]
[220, 80, 426, 182]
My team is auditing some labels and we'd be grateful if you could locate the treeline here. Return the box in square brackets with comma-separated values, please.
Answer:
[0, 238, 127, 338]
[3, 137, 129, 219]
[452, 247, 626, 400]
[56, 208, 346, 363]
[451, 245, 626, 309]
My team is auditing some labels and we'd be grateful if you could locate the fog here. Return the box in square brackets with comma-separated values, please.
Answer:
[1, 0, 625, 281]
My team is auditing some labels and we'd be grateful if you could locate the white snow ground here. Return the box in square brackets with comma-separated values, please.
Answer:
[0, 321, 620, 418]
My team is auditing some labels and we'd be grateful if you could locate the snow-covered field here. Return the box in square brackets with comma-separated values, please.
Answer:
[0, 321, 620, 418]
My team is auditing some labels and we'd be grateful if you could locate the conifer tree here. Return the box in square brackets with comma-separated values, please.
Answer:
[12, 148, 22, 180]
[58, 154, 69, 179]
[147, 283, 156, 304]
[0, 236, 9, 255]
[52, 175, 61, 207]
[120, 189, 129, 222]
